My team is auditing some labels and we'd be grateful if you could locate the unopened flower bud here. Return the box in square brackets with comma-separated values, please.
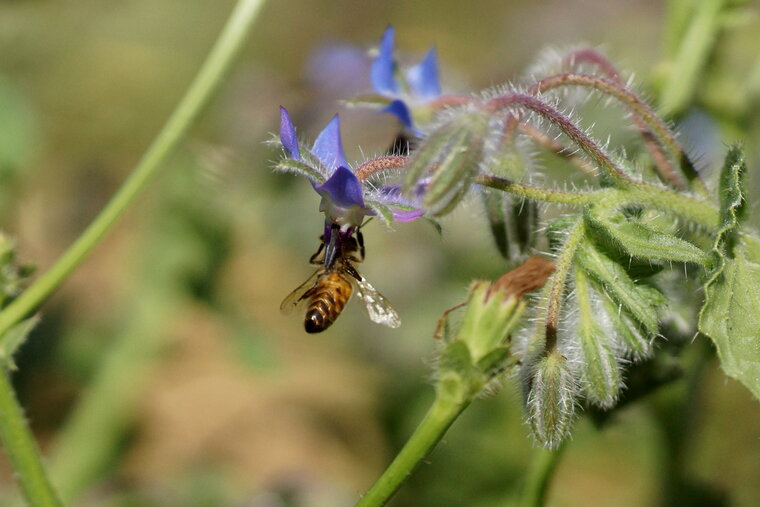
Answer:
[527, 350, 577, 449]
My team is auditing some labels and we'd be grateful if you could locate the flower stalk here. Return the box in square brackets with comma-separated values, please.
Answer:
[358, 258, 554, 505]
[0, 371, 62, 506]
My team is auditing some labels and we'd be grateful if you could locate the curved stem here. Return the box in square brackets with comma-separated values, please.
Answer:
[519, 444, 565, 507]
[0, 371, 61, 506]
[531, 72, 710, 197]
[542, 218, 585, 351]
[356, 392, 469, 506]
[0, 0, 267, 345]
[475, 174, 597, 206]
[485, 93, 632, 187]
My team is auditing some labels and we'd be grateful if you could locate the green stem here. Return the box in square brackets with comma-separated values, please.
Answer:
[0, 0, 267, 346]
[660, 0, 726, 116]
[519, 445, 565, 507]
[356, 393, 469, 506]
[623, 181, 719, 229]
[531, 72, 711, 198]
[0, 371, 61, 506]
[542, 218, 585, 351]
[475, 175, 597, 206]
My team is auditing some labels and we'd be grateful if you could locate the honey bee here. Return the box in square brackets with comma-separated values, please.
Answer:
[280, 230, 400, 333]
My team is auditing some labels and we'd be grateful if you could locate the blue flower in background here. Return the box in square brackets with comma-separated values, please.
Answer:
[277, 106, 424, 235]
[370, 26, 442, 133]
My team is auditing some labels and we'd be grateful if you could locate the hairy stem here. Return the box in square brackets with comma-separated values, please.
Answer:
[623, 181, 719, 229]
[355, 155, 408, 182]
[531, 72, 709, 197]
[542, 218, 585, 351]
[0, 0, 267, 345]
[485, 93, 632, 186]
[0, 371, 61, 506]
[356, 391, 469, 506]
[477, 174, 719, 231]
[519, 445, 565, 507]
[475, 174, 596, 206]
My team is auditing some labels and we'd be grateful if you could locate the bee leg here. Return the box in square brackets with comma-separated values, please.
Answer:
[309, 239, 325, 265]
[356, 230, 365, 261]
[433, 302, 467, 340]
[344, 263, 363, 282]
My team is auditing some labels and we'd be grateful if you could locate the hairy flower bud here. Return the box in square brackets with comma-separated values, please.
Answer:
[404, 111, 489, 216]
[527, 350, 577, 449]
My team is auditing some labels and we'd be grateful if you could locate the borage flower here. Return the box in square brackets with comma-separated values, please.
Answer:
[368, 26, 442, 134]
[276, 106, 424, 262]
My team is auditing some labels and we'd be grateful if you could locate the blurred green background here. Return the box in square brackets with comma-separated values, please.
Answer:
[1, 0, 759, 505]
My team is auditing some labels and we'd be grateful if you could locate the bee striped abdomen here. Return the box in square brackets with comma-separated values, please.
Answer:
[304, 273, 353, 333]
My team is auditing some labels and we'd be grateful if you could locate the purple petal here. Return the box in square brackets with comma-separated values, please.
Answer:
[406, 47, 441, 99]
[392, 208, 424, 222]
[279, 106, 301, 160]
[371, 26, 399, 95]
[312, 114, 348, 170]
[315, 166, 365, 208]
[381, 100, 414, 129]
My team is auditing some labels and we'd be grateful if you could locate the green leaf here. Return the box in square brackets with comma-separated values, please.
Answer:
[0, 315, 39, 370]
[584, 207, 709, 265]
[576, 240, 663, 335]
[708, 144, 746, 271]
[699, 145, 760, 399]
[698, 236, 760, 399]
[438, 340, 474, 377]
[574, 267, 622, 407]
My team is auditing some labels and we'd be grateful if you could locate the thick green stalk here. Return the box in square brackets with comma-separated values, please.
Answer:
[0, 0, 267, 345]
[519, 445, 564, 507]
[356, 392, 469, 506]
[660, 0, 726, 116]
[0, 371, 61, 506]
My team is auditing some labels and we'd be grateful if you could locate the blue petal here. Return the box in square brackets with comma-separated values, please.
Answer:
[406, 47, 441, 98]
[312, 114, 348, 171]
[371, 26, 399, 95]
[279, 106, 301, 160]
[315, 166, 365, 208]
[381, 99, 414, 129]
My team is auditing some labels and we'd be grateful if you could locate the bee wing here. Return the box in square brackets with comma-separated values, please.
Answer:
[280, 270, 320, 314]
[352, 276, 401, 328]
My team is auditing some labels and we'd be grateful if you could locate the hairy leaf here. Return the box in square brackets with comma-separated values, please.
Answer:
[584, 207, 709, 265]
[699, 145, 760, 399]
[0, 315, 39, 371]
[576, 240, 663, 335]
[699, 236, 760, 399]
[574, 267, 621, 407]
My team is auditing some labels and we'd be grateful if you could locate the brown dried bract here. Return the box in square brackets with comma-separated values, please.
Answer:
[488, 255, 555, 300]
